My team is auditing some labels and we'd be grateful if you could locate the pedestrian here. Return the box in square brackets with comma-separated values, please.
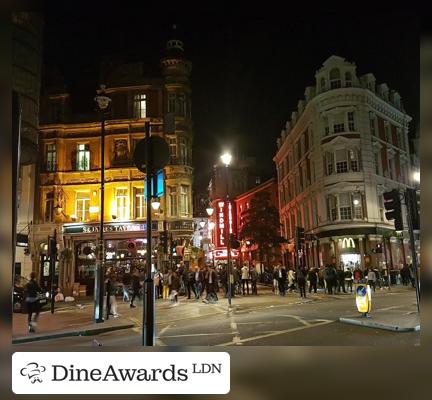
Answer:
[367, 268, 377, 292]
[250, 265, 258, 295]
[324, 264, 336, 294]
[408, 264, 416, 288]
[288, 268, 295, 293]
[24, 271, 42, 333]
[336, 266, 346, 293]
[273, 265, 280, 295]
[153, 270, 162, 299]
[307, 267, 318, 294]
[241, 263, 250, 295]
[184, 267, 195, 299]
[169, 271, 180, 306]
[130, 269, 141, 308]
[122, 271, 131, 302]
[278, 265, 288, 296]
[344, 268, 353, 293]
[193, 266, 203, 299]
[162, 268, 170, 299]
[297, 267, 307, 298]
[353, 267, 363, 283]
[106, 275, 119, 318]
[204, 265, 218, 303]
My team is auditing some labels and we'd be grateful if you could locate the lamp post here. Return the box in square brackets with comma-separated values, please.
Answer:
[221, 152, 232, 308]
[94, 85, 111, 323]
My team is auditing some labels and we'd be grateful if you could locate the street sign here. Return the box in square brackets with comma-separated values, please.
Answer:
[133, 136, 170, 173]
[355, 283, 372, 315]
[144, 169, 164, 197]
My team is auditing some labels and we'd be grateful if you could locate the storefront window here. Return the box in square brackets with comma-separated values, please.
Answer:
[75, 241, 97, 283]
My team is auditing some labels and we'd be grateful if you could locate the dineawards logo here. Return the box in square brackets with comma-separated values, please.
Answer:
[20, 362, 47, 384]
[12, 352, 230, 395]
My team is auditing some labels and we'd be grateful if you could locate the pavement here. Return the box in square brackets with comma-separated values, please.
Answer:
[12, 284, 419, 345]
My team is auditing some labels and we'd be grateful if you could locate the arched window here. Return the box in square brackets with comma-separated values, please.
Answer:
[345, 71, 352, 87]
[330, 68, 341, 89]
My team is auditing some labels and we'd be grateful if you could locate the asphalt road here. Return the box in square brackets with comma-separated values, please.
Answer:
[19, 288, 419, 346]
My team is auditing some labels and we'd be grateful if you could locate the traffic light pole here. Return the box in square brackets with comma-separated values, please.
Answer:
[143, 121, 155, 346]
[405, 189, 420, 313]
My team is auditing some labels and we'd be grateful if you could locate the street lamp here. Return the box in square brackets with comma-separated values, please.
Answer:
[94, 84, 111, 323]
[151, 197, 161, 211]
[413, 171, 420, 184]
[206, 206, 214, 216]
[220, 152, 233, 309]
[199, 220, 206, 228]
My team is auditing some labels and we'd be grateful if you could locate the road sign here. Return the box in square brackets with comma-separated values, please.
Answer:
[355, 283, 371, 314]
[133, 136, 170, 173]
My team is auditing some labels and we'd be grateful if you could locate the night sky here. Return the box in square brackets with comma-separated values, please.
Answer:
[42, 7, 419, 193]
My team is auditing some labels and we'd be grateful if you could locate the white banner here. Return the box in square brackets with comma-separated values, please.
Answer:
[12, 352, 230, 394]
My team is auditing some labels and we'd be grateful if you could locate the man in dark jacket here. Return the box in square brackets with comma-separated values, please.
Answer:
[204, 266, 218, 303]
[277, 266, 288, 296]
[307, 268, 318, 293]
[250, 266, 259, 295]
[25, 272, 43, 333]
[336, 267, 346, 293]
[193, 266, 204, 299]
[297, 267, 307, 298]
[324, 265, 336, 294]
[130, 269, 141, 308]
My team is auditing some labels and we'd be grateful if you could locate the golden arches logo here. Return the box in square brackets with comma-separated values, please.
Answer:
[342, 238, 355, 249]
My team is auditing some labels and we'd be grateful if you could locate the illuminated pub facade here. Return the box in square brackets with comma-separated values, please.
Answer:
[31, 36, 194, 293]
[274, 56, 416, 272]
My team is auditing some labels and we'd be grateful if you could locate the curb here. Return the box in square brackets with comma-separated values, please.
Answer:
[339, 317, 419, 332]
[12, 322, 135, 344]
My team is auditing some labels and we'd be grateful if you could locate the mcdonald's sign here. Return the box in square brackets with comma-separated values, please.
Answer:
[342, 237, 355, 249]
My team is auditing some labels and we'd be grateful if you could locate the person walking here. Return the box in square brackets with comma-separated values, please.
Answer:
[324, 264, 335, 294]
[130, 269, 141, 308]
[121, 271, 131, 302]
[307, 267, 318, 294]
[169, 271, 180, 306]
[153, 270, 162, 299]
[193, 266, 204, 299]
[250, 265, 258, 295]
[204, 266, 218, 303]
[344, 268, 353, 293]
[106, 275, 119, 318]
[367, 268, 377, 292]
[25, 271, 42, 333]
[273, 265, 280, 295]
[241, 263, 250, 295]
[278, 266, 288, 296]
[336, 267, 346, 293]
[287, 268, 295, 293]
[297, 267, 307, 298]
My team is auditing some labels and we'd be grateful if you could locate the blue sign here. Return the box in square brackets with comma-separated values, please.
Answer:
[144, 169, 164, 197]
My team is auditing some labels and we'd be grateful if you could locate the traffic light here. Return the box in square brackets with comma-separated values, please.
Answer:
[296, 226, 305, 246]
[383, 189, 403, 231]
[229, 234, 241, 249]
[406, 188, 420, 231]
[159, 231, 168, 254]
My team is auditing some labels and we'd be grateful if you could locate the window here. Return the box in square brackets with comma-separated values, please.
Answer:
[334, 123, 345, 133]
[168, 93, 176, 113]
[45, 192, 54, 222]
[328, 195, 337, 221]
[335, 149, 348, 173]
[77, 144, 90, 171]
[370, 115, 376, 136]
[180, 185, 189, 216]
[133, 94, 146, 118]
[178, 93, 186, 116]
[46, 144, 56, 172]
[339, 193, 352, 220]
[330, 68, 341, 89]
[135, 188, 145, 219]
[348, 111, 355, 131]
[384, 123, 391, 143]
[179, 138, 187, 164]
[320, 77, 326, 91]
[169, 138, 177, 160]
[353, 193, 363, 219]
[345, 71, 352, 87]
[169, 186, 177, 216]
[378, 192, 384, 221]
[374, 152, 380, 175]
[349, 149, 359, 172]
[325, 152, 334, 175]
[76, 192, 90, 221]
[116, 188, 128, 220]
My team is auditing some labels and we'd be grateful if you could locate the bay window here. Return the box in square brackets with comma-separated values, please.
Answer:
[168, 186, 178, 216]
[46, 143, 56, 172]
[180, 185, 189, 216]
[335, 149, 348, 173]
[348, 111, 355, 131]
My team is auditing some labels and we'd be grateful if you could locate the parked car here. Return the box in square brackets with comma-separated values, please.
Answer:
[13, 275, 49, 313]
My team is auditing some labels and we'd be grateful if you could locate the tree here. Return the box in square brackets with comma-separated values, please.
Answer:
[239, 191, 284, 270]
